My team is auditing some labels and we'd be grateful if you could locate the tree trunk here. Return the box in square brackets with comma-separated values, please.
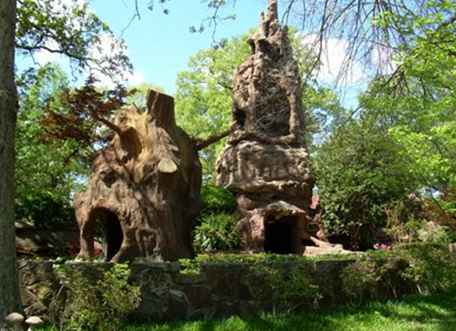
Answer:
[0, 0, 20, 326]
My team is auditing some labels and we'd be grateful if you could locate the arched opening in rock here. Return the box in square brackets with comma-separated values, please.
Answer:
[90, 208, 124, 261]
[264, 215, 297, 254]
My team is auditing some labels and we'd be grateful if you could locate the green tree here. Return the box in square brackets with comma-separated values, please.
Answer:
[361, 0, 456, 190]
[11, 0, 138, 229]
[314, 112, 419, 249]
[15, 65, 92, 226]
[314, 0, 456, 247]
[16, 0, 131, 78]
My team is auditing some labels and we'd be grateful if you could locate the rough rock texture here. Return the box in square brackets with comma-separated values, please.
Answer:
[75, 90, 202, 262]
[19, 257, 421, 322]
[216, 0, 314, 254]
[304, 237, 353, 256]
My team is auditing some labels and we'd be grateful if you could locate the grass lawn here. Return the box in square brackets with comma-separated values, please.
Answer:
[39, 289, 456, 331]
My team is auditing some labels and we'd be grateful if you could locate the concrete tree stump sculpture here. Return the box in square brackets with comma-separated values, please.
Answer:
[75, 90, 221, 262]
[216, 0, 315, 254]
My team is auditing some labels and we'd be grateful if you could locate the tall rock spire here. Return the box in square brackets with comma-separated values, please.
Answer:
[268, 0, 278, 22]
[216, 1, 315, 254]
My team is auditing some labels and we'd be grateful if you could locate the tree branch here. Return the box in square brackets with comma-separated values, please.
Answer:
[193, 128, 232, 151]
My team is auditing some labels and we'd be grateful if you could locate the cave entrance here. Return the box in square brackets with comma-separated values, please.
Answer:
[91, 209, 123, 261]
[264, 216, 297, 254]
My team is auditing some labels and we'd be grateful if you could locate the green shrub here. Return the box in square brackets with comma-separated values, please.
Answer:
[342, 244, 456, 303]
[193, 213, 240, 252]
[56, 264, 141, 331]
[200, 184, 237, 214]
[342, 253, 408, 303]
[399, 244, 456, 294]
[314, 117, 419, 249]
[246, 263, 321, 311]
[15, 191, 75, 227]
[385, 199, 454, 245]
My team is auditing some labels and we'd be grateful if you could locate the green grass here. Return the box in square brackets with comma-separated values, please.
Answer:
[39, 288, 456, 331]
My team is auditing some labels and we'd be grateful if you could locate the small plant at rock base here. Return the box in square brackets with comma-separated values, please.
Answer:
[57, 263, 141, 331]
[193, 212, 240, 253]
[342, 244, 456, 303]
[245, 262, 321, 312]
[342, 258, 381, 303]
[399, 244, 456, 294]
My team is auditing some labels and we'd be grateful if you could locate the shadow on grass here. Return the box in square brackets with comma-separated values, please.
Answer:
[362, 290, 456, 331]
[38, 289, 456, 331]
[129, 289, 456, 331]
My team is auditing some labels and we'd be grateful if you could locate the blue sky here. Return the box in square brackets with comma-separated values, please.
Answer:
[24, 0, 366, 108]
[90, 0, 269, 94]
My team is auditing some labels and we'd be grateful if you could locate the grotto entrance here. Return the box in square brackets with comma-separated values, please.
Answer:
[90, 208, 124, 261]
[264, 216, 297, 254]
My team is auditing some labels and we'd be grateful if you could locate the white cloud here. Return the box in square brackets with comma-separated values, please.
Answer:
[127, 71, 145, 86]
[29, 0, 89, 67]
[34, 40, 62, 66]
[93, 69, 145, 89]
[301, 34, 366, 86]
[88, 33, 145, 88]
[28, 1, 144, 90]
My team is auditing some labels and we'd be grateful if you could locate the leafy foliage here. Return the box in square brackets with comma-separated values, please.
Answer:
[193, 212, 239, 253]
[245, 263, 321, 311]
[40, 79, 129, 153]
[56, 263, 141, 331]
[342, 244, 456, 303]
[315, 1, 456, 247]
[13, 0, 133, 226]
[200, 184, 237, 213]
[16, 65, 91, 225]
[16, 0, 131, 78]
[193, 184, 238, 253]
[314, 112, 418, 249]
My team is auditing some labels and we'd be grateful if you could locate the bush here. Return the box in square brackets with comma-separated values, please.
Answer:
[193, 213, 240, 253]
[342, 254, 409, 303]
[55, 263, 141, 331]
[342, 244, 456, 303]
[399, 244, 456, 294]
[385, 198, 455, 245]
[15, 191, 75, 227]
[193, 184, 239, 253]
[200, 184, 237, 214]
[245, 263, 321, 311]
[314, 118, 418, 250]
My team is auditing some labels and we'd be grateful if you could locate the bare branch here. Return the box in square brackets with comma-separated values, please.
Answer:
[193, 128, 232, 151]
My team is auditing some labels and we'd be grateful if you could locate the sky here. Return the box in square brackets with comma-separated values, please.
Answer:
[90, 0, 269, 94]
[27, 0, 368, 108]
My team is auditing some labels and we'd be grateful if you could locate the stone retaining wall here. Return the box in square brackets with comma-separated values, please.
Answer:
[18, 257, 413, 323]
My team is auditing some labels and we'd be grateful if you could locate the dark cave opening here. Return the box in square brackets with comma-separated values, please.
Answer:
[264, 216, 296, 254]
[91, 209, 124, 261]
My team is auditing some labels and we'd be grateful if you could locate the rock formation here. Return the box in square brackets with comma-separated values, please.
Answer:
[75, 90, 203, 262]
[216, 0, 315, 254]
